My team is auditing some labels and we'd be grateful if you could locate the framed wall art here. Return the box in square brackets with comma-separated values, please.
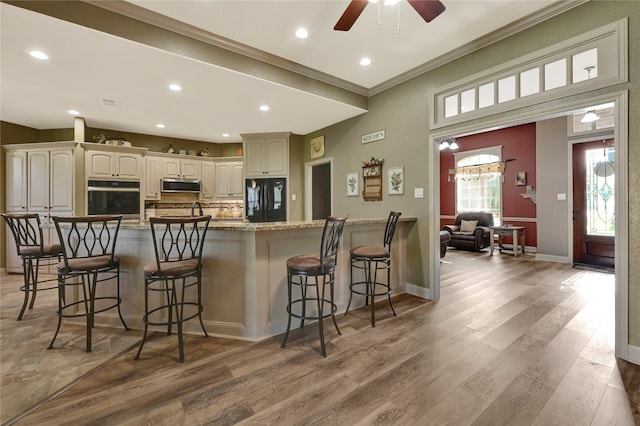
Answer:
[346, 172, 359, 196]
[310, 135, 325, 159]
[388, 166, 404, 195]
[516, 171, 527, 186]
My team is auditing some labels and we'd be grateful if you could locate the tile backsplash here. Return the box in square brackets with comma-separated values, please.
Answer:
[145, 193, 244, 220]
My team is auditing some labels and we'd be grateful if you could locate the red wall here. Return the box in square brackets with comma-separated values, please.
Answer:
[440, 123, 537, 247]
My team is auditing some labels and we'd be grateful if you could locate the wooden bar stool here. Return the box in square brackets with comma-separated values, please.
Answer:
[135, 215, 211, 363]
[281, 215, 348, 357]
[49, 215, 129, 352]
[346, 211, 401, 327]
[2, 213, 63, 320]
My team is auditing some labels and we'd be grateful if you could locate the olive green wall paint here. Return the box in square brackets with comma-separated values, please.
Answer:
[308, 1, 640, 343]
[288, 134, 303, 222]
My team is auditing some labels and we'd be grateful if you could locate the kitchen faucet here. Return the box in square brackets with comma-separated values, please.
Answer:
[191, 200, 203, 216]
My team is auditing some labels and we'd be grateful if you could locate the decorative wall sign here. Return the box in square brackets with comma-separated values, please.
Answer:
[310, 135, 325, 159]
[361, 129, 385, 144]
[388, 166, 404, 195]
[346, 172, 359, 196]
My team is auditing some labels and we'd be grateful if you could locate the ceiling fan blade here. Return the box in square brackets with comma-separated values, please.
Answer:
[407, 0, 446, 23]
[334, 0, 369, 31]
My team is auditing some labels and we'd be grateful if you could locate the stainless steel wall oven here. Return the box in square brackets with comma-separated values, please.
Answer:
[87, 180, 140, 221]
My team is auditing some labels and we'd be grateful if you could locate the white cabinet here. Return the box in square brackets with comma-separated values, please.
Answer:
[86, 150, 141, 179]
[162, 157, 201, 180]
[27, 149, 74, 213]
[144, 156, 162, 200]
[4, 142, 76, 273]
[214, 161, 244, 199]
[200, 160, 215, 200]
[243, 134, 288, 177]
[5, 150, 27, 211]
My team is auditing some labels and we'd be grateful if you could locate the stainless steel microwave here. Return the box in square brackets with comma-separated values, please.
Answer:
[161, 178, 201, 193]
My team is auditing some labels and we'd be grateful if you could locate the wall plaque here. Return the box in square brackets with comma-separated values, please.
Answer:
[361, 130, 385, 144]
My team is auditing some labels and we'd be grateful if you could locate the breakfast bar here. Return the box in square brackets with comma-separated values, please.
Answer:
[80, 217, 416, 341]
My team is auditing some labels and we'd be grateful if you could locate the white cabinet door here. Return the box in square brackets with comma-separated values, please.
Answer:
[200, 160, 215, 200]
[6, 150, 27, 211]
[229, 163, 244, 196]
[86, 151, 115, 178]
[144, 156, 162, 200]
[116, 153, 141, 179]
[264, 138, 287, 175]
[162, 158, 181, 179]
[181, 159, 201, 180]
[244, 140, 265, 176]
[49, 149, 74, 212]
[27, 150, 50, 213]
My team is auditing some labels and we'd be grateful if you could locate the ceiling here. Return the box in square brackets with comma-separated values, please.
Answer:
[0, 1, 571, 144]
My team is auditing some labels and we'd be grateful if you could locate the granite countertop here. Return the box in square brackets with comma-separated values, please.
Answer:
[119, 216, 417, 231]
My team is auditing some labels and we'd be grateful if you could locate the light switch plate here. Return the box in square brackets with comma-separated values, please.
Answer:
[557, 193, 566, 200]
[414, 188, 424, 198]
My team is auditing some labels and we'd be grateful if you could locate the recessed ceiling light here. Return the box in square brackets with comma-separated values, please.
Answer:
[29, 50, 48, 60]
[168, 83, 182, 92]
[295, 28, 308, 39]
[222, 133, 230, 138]
[360, 57, 372, 66]
[260, 105, 270, 112]
[156, 123, 166, 128]
[67, 110, 80, 115]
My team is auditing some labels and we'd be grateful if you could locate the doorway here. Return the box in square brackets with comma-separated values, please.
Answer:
[305, 158, 333, 221]
[312, 162, 331, 220]
[572, 139, 615, 271]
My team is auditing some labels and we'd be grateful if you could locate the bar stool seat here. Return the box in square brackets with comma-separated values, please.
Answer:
[49, 215, 129, 352]
[135, 215, 211, 363]
[2, 213, 63, 320]
[281, 215, 347, 357]
[346, 211, 401, 327]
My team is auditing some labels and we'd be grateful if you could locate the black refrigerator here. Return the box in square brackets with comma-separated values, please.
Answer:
[245, 178, 287, 223]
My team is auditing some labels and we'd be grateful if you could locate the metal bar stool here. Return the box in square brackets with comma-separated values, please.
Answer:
[49, 215, 129, 352]
[2, 213, 63, 320]
[135, 215, 211, 363]
[281, 215, 348, 357]
[346, 211, 401, 327]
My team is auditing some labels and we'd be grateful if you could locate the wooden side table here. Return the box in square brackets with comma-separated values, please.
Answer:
[490, 226, 526, 257]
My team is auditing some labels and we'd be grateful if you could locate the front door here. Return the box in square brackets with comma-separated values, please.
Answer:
[572, 139, 615, 270]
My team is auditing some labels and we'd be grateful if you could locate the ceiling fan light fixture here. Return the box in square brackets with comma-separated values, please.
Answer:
[581, 110, 600, 123]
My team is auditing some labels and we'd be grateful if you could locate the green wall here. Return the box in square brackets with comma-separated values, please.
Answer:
[309, 0, 640, 343]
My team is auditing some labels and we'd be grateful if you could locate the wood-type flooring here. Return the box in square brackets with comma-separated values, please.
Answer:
[1, 249, 639, 425]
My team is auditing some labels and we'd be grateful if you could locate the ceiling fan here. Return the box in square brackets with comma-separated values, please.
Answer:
[334, 0, 446, 31]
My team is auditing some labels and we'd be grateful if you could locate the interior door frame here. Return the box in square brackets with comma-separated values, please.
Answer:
[429, 91, 629, 362]
[304, 157, 334, 222]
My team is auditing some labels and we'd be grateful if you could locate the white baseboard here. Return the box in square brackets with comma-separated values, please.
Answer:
[627, 344, 640, 365]
[535, 253, 570, 263]
[405, 282, 433, 300]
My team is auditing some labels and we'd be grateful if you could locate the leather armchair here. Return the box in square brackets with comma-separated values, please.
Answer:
[442, 212, 494, 252]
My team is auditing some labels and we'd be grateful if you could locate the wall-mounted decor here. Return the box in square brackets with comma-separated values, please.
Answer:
[516, 171, 527, 186]
[346, 172, 359, 196]
[310, 135, 325, 159]
[362, 159, 383, 201]
[361, 129, 385, 144]
[388, 166, 404, 195]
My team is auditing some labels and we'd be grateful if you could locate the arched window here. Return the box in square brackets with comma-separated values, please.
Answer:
[454, 146, 502, 225]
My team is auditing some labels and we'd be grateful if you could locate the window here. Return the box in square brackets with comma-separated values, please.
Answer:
[454, 146, 502, 225]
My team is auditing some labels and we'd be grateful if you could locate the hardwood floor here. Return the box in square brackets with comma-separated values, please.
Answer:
[1, 249, 639, 425]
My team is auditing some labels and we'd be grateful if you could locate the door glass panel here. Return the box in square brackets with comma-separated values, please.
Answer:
[498, 75, 516, 103]
[544, 58, 567, 90]
[520, 68, 540, 97]
[478, 82, 494, 108]
[572, 48, 598, 83]
[445, 94, 458, 118]
[585, 146, 615, 236]
[461, 89, 475, 113]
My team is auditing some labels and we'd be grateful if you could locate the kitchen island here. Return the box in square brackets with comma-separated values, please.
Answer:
[76, 217, 417, 341]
